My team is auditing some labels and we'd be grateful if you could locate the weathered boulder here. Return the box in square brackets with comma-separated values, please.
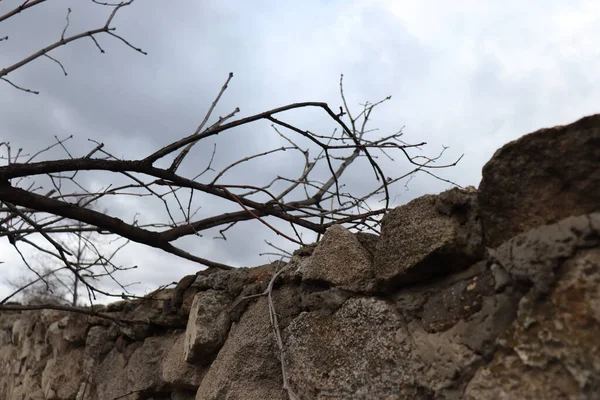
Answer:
[284, 297, 421, 399]
[192, 267, 251, 293]
[285, 260, 522, 399]
[163, 333, 207, 389]
[41, 347, 84, 400]
[184, 290, 233, 364]
[195, 287, 301, 400]
[299, 286, 352, 317]
[45, 317, 71, 358]
[478, 114, 600, 248]
[63, 313, 89, 344]
[489, 212, 600, 296]
[420, 260, 491, 333]
[298, 224, 376, 292]
[464, 213, 600, 399]
[374, 187, 484, 287]
[90, 334, 177, 399]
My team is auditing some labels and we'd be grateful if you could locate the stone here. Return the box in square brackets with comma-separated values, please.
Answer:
[63, 313, 89, 344]
[184, 289, 232, 364]
[464, 245, 600, 399]
[284, 297, 420, 399]
[45, 318, 70, 358]
[89, 335, 167, 399]
[355, 232, 379, 257]
[478, 114, 600, 248]
[39, 309, 67, 326]
[195, 293, 291, 400]
[162, 333, 207, 388]
[489, 212, 600, 296]
[374, 188, 484, 287]
[143, 286, 174, 311]
[11, 318, 25, 346]
[41, 348, 85, 400]
[299, 287, 352, 317]
[285, 274, 522, 400]
[490, 263, 512, 292]
[0, 328, 10, 347]
[84, 326, 109, 360]
[192, 267, 250, 294]
[421, 261, 494, 333]
[299, 224, 376, 292]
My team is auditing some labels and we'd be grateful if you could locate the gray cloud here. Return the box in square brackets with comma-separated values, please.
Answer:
[1, 0, 599, 301]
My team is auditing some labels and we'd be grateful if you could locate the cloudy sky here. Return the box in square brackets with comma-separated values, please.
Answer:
[1, 0, 598, 302]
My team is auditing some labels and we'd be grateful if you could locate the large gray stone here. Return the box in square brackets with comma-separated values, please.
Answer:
[89, 335, 168, 399]
[488, 212, 600, 296]
[163, 333, 207, 389]
[284, 297, 422, 399]
[299, 224, 376, 292]
[464, 215, 600, 399]
[62, 313, 89, 344]
[41, 348, 85, 400]
[478, 114, 600, 248]
[184, 289, 232, 364]
[284, 267, 522, 400]
[194, 288, 300, 400]
[374, 188, 484, 287]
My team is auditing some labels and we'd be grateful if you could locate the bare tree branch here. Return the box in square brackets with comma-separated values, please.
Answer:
[0, 0, 144, 93]
[1, 0, 461, 309]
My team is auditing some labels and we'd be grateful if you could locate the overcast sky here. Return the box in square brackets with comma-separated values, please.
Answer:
[1, 0, 598, 302]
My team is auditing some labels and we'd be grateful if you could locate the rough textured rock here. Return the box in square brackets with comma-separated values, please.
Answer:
[489, 212, 600, 296]
[298, 224, 376, 292]
[478, 114, 600, 248]
[1, 117, 599, 399]
[285, 297, 418, 399]
[374, 187, 484, 287]
[195, 288, 301, 400]
[163, 333, 207, 389]
[90, 336, 165, 399]
[299, 286, 352, 317]
[464, 214, 600, 400]
[184, 289, 232, 364]
[420, 261, 491, 333]
[41, 348, 84, 399]
[285, 260, 523, 399]
[0, 305, 209, 399]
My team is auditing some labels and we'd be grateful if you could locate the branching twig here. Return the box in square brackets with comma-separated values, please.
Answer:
[1, 2, 461, 310]
[0, 1, 144, 94]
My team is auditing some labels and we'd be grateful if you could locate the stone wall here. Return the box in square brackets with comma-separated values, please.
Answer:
[1, 114, 599, 399]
